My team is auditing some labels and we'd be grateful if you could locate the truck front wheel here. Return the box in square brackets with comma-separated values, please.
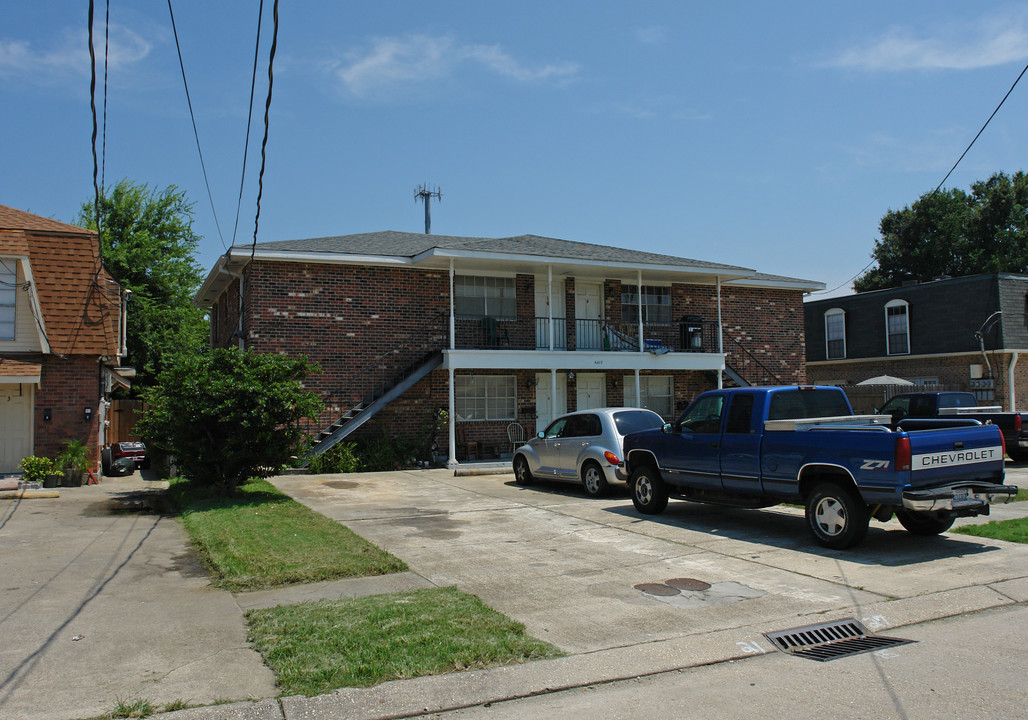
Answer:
[805, 482, 870, 549]
[631, 464, 669, 514]
[895, 510, 954, 536]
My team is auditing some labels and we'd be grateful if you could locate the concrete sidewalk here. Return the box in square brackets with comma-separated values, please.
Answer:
[2, 467, 1026, 720]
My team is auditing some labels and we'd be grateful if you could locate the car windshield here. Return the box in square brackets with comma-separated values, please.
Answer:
[613, 410, 663, 435]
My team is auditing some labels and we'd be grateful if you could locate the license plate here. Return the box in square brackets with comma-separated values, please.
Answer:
[953, 488, 969, 502]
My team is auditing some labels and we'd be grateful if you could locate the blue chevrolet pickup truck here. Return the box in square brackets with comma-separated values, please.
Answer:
[622, 386, 1017, 549]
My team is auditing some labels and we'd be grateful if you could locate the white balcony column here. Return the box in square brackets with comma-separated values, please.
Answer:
[447, 365, 457, 468]
[634, 369, 641, 409]
[551, 369, 557, 422]
[449, 260, 456, 351]
[716, 275, 724, 389]
[548, 265, 554, 351]
[637, 270, 644, 352]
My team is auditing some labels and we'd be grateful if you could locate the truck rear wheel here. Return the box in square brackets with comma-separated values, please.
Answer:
[805, 482, 870, 549]
[631, 464, 668, 514]
[895, 510, 954, 536]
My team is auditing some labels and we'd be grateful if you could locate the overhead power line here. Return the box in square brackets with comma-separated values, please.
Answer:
[232, 0, 265, 247]
[167, 0, 227, 250]
[933, 60, 1028, 194]
[251, 0, 279, 259]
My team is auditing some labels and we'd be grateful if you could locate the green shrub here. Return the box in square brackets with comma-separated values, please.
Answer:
[308, 441, 362, 474]
[19, 456, 57, 483]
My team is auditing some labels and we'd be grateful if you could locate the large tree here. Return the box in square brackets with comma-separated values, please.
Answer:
[137, 348, 322, 495]
[79, 180, 208, 387]
[855, 171, 1028, 292]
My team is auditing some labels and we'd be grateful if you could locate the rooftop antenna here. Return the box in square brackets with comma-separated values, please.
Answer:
[414, 184, 442, 234]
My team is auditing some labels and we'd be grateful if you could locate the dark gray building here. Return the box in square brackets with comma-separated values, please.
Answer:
[804, 273, 1028, 411]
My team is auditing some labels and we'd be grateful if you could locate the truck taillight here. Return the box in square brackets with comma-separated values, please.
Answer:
[604, 451, 620, 465]
[1000, 428, 1007, 458]
[1016, 414, 1022, 432]
[896, 436, 911, 472]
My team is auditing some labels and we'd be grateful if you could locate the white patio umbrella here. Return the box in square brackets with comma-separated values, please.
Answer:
[856, 375, 914, 386]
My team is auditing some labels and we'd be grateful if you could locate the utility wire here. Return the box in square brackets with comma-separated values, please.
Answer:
[167, 0, 227, 250]
[232, 0, 264, 248]
[816, 61, 1028, 295]
[934, 60, 1028, 193]
[251, 0, 279, 259]
[88, 1, 101, 236]
[101, 0, 110, 193]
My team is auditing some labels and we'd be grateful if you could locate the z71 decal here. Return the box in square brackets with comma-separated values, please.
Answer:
[860, 459, 891, 471]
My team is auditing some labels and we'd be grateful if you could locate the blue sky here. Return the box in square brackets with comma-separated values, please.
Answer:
[2, 2, 1027, 298]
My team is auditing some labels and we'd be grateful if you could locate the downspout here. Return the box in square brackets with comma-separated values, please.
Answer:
[227, 268, 245, 351]
[716, 276, 724, 389]
[1008, 351, 1019, 412]
[120, 288, 131, 358]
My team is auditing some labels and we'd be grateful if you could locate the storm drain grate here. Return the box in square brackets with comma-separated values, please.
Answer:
[763, 618, 915, 662]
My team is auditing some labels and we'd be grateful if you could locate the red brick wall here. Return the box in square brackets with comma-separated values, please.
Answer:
[720, 286, 806, 385]
[35, 356, 101, 466]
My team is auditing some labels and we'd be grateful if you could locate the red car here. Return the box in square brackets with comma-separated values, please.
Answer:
[102, 441, 150, 475]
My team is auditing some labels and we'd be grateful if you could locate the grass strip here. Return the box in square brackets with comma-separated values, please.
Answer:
[952, 516, 1028, 543]
[247, 587, 563, 696]
[168, 477, 406, 591]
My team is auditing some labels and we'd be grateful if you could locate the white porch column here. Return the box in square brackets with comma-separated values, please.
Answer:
[447, 365, 457, 468]
[634, 369, 641, 409]
[551, 369, 557, 423]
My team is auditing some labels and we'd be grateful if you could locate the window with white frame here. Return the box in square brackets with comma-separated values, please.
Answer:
[885, 300, 909, 355]
[455, 375, 516, 421]
[0, 259, 16, 340]
[454, 276, 516, 318]
[825, 308, 846, 359]
[625, 376, 674, 418]
[621, 285, 671, 323]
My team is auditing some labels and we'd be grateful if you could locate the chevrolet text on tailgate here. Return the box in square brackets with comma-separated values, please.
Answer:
[621, 386, 1018, 549]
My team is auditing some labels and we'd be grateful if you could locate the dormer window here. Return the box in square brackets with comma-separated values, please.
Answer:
[0, 259, 16, 340]
[885, 299, 909, 355]
[824, 308, 845, 359]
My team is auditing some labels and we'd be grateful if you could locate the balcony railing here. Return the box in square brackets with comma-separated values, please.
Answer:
[451, 315, 720, 353]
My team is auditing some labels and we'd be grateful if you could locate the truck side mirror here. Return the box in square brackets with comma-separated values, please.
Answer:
[661, 422, 672, 434]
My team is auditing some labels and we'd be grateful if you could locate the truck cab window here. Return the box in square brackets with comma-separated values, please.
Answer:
[725, 394, 755, 434]
[677, 394, 724, 433]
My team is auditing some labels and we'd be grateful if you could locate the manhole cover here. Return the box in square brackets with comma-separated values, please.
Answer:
[666, 578, 711, 591]
[634, 583, 680, 596]
[764, 618, 915, 662]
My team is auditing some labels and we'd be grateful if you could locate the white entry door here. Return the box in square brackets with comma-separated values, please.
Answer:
[0, 384, 33, 474]
[576, 373, 606, 411]
[575, 282, 603, 350]
[535, 372, 568, 433]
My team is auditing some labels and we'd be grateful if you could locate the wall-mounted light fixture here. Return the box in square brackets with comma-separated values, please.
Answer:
[43, 408, 52, 422]
[568, 372, 575, 380]
[84, 407, 93, 423]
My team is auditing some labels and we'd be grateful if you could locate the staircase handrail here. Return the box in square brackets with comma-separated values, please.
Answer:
[723, 332, 783, 386]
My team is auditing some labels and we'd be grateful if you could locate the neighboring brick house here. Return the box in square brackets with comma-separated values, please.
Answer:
[0, 204, 129, 474]
[805, 273, 1028, 411]
[195, 232, 822, 465]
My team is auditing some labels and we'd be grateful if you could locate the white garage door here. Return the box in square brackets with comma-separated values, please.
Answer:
[0, 384, 33, 474]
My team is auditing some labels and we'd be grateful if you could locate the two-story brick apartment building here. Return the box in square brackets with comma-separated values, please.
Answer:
[805, 273, 1028, 411]
[0, 204, 129, 474]
[195, 231, 822, 466]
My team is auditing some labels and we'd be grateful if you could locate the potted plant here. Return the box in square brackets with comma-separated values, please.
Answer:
[19, 455, 59, 488]
[56, 438, 91, 487]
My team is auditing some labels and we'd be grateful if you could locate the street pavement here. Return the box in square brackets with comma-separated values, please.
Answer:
[0, 466, 1025, 720]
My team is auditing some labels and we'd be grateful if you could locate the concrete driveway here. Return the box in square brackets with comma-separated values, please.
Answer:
[271, 467, 1028, 656]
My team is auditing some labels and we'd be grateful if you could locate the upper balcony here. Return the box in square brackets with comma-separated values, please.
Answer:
[451, 316, 719, 353]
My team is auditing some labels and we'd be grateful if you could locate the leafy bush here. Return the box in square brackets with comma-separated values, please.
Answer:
[307, 441, 362, 474]
[19, 456, 57, 483]
[137, 348, 322, 495]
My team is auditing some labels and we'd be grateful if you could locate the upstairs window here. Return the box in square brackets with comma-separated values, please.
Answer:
[885, 300, 909, 355]
[0, 259, 16, 340]
[455, 276, 515, 318]
[622, 285, 671, 323]
[824, 308, 846, 359]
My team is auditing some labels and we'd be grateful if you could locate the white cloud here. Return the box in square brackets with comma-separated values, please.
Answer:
[0, 24, 151, 83]
[634, 25, 668, 46]
[831, 16, 1028, 71]
[331, 33, 579, 99]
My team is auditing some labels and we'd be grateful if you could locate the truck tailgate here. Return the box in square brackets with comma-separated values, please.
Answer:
[906, 425, 1004, 486]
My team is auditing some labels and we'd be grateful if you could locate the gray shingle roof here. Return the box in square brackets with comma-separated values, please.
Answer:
[235, 231, 753, 273]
